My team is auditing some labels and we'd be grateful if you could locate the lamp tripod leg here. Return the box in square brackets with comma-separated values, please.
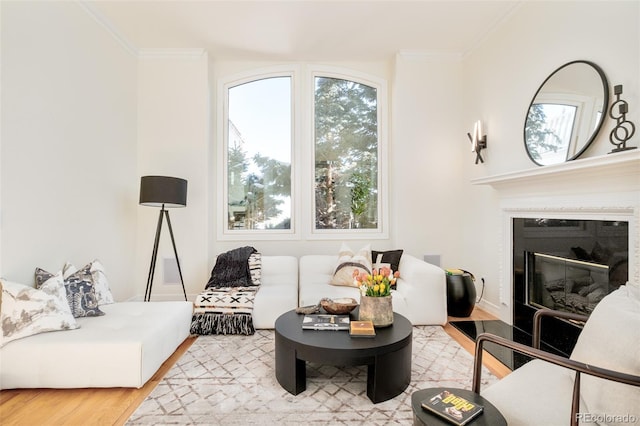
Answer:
[144, 208, 164, 302]
[164, 210, 188, 301]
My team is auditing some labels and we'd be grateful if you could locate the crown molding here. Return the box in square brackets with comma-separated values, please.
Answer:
[397, 50, 462, 61]
[138, 48, 207, 59]
[461, 1, 524, 59]
[76, 1, 138, 57]
[77, 2, 207, 60]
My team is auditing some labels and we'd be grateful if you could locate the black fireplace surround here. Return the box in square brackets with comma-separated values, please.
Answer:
[513, 218, 629, 357]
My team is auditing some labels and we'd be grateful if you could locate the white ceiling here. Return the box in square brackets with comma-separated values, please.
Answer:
[87, 0, 522, 61]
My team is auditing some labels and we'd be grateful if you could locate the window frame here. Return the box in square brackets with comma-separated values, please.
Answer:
[216, 64, 388, 241]
[307, 66, 388, 239]
[217, 66, 299, 241]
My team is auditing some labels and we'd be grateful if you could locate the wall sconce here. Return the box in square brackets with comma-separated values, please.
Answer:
[467, 120, 487, 164]
[608, 84, 636, 154]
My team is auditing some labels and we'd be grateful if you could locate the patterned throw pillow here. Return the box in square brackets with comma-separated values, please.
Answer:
[330, 243, 372, 287]
[0, 279, 79, 348]
[248, 253, 262, 286]
[64, 265, 105, 317]
[63, 260, 115, 305]
[36, 265, 104, 318]
[35, 269, 71, 309]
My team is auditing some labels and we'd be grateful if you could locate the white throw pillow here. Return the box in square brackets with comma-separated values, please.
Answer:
[37, 270, 71, 309]
[89, 260, 115, 304]
[330, 243, 372, 287]
[0, 279, 79, 348]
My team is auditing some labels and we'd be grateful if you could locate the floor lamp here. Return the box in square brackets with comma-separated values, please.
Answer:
[139, 175, 188, 302]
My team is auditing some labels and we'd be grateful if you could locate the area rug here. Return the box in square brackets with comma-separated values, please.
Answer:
[127, 326, 498, 425]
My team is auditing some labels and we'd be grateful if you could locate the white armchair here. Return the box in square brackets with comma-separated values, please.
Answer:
[472, 283, 640, 426]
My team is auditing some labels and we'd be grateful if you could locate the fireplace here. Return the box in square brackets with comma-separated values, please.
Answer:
[513, 218, 629, 356]
[471, 151, 639, 363]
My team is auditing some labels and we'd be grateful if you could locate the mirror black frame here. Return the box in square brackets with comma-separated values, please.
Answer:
[524, 60, 609, 166]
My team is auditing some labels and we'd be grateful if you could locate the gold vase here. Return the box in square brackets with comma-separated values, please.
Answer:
[358, 295, 394, 327]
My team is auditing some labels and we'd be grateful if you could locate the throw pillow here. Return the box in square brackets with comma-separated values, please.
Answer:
[35, 269, 71, 310]
[248, 252, 262, 286]
[63, 260, 115, 305]
[64, 265, 105, 317]
[371, 249, 404, 274]
[0, 279, 79, 348]
[38, 265, 105, 318]
[330, 243, 372, 287]
[89, 260, 115, 305]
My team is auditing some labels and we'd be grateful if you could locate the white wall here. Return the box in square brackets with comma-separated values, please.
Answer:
[391, 54, 467, 267]
[1, 1, 139, 300]
[136, 51, 210, 300]
[459, 0, 640, 318]
[2, 1, 637, 308]
[465, 1, 639, 178]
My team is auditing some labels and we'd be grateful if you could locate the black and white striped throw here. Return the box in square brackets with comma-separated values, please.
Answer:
[191, 247, 262, 335]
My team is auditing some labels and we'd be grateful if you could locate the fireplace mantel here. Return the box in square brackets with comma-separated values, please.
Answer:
[469, 150, 639, 324]
[470, 150, 639, 196]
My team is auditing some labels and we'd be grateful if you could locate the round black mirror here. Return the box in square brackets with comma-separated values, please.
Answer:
[524, 61, 609, 166]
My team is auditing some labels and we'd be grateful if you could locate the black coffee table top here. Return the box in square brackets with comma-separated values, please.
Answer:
[275, 309, 412, 357]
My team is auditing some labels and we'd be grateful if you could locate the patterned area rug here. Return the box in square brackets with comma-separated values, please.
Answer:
[127, 326, 497, 425]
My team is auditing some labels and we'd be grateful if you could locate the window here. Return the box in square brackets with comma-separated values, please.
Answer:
[314, 76, 379, 230]
[219, 66, 387, 240]
[226, 76, 292, 231]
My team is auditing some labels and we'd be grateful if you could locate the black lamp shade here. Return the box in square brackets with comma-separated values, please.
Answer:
[139, 176, 187, 208]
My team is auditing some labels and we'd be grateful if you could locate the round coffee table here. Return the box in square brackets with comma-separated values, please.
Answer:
[274, 309, 412, 403]
[411, 387, 506, 425]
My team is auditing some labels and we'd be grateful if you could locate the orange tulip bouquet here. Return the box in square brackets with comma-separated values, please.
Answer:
[353, 266, 399, 297]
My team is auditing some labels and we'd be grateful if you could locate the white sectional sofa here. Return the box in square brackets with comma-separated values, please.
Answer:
[298, 253, 447, 326]
[215, 252, 446, 330]
[0, 301, 192, 389]
[1, 253, 444, 389]
[251, 256, 299, 329]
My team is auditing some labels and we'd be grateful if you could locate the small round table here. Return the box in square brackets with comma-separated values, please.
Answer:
[446, 273, 477, 317]
[411, 387, 506, 425]
[274, 309, 412, 403]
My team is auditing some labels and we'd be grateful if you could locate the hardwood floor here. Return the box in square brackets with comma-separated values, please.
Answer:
[0, 308, 509, 425]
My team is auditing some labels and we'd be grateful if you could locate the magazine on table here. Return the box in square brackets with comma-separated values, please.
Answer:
[302, 314, 350, 330]
[421, 389, 484, 425]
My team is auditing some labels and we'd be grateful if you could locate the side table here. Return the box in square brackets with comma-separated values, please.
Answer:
[411, 387, 506, 425]
[446, 271, 476, 317]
